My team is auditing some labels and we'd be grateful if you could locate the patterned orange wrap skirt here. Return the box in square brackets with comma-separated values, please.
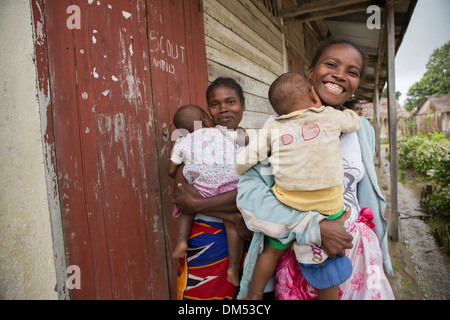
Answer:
[177, 218, 245, 300]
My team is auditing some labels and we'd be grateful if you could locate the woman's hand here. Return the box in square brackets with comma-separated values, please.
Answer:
[172, 163, 203, 214]
[172, 163, 241, 216]
[319, 208, 353, 258]
[173, 183, 203, 215]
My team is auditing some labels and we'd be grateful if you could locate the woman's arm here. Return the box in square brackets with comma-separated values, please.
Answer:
[172, 164, 239, 214]
[172, 164, 251, 240]
[318, 212, 353, 258]
[237, 162, 353, 258]
[167, 160, 179, 179]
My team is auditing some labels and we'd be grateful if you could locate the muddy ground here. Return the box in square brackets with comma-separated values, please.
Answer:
[377, 146, 450, 300]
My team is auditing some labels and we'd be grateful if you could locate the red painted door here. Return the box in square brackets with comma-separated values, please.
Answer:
[32, 0, 207, 299]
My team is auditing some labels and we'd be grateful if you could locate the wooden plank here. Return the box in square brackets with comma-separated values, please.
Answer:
[146, 0, 209, 299]
[156, 3, 189, 296]
[71, 0, 113, 300]
[220, 0, 282, 48]
[130, 0, 171, 300]
[244, 93, 274, 115]
[280, 0, 368, 18]
[206, 37, 278, 85]
[240, 110, 273, 129]
[284, 2, 370, 24]
[287, 45, 306, 75]
[207, 61, 274, 113]
[44, 0, 97, 299]
[373, 87, 381, 166]
[87, 1, 133, 299]
[30, 0, 69, 300]
[207, 60, 273, 100]
[109, 0, 156, 299]
[184, 0, 209, 105]
[36, 0, 207, 300]
[204, 0, 283, 63]
[285, 21, 307, 63]
[203, 14, 283, 75]
[386, 0, 398, 242]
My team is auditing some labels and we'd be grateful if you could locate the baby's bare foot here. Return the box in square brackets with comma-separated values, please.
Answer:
[172, 241, 188, 258]
[227, 267, 240, 286]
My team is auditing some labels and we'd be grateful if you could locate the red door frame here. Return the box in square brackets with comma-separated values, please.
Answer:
[31, 0, 208, 299]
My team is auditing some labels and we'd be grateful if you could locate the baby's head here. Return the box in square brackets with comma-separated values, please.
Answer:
[343, 99, 362, 116]
[173, 104, 215, 134]
[268, 73, 319, 115]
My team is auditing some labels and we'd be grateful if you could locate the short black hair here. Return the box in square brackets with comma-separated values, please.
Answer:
[343, 100, 361, 109]
[268, 73, 310, 109]
[310, 39, 367, 79]
[206, 77, 245, 104]
[173, 104, 207, 133]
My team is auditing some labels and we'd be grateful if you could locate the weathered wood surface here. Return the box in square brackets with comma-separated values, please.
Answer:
[204, 0, 285, 129]
[34, 0, 207, 299]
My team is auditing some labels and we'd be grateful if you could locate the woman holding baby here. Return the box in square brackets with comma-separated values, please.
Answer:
[173, 39, 394, 300]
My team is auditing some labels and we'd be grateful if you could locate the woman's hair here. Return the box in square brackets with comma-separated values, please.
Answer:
[310, 39, 367, 79]
[206, 77, 245, 104]
[343, 99, 361, 109]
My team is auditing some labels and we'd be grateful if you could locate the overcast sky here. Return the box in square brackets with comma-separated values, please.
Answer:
[395, 0, 450, 105]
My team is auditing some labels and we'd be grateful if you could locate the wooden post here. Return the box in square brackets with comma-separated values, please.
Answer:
[373, 87, 381, 166]
[386, 0, 398, 242]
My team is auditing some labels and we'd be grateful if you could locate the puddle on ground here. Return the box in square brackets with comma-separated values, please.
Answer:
[378, 146, 450, 299]
[397, 179, 450, 299]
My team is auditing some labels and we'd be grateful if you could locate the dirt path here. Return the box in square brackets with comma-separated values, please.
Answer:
[377, 146, 450, 300]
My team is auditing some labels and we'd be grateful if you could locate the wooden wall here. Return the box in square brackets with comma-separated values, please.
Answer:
[204, 0, 324, 130]
[32, 0, 208, 299]
[204, 0, 285, 130]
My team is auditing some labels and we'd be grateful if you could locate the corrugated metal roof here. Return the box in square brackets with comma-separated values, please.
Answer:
[279, 0, 418, 102]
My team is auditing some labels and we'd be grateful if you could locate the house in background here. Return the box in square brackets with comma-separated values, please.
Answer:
[361, 98, 411, 139]
[410, 94, 450, 134]
[0, 0, 417, 300]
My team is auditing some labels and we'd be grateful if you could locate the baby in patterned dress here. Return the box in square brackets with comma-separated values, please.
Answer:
[168, 104, 247, 286]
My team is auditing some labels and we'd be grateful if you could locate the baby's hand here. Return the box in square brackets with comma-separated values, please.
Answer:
[236, 127, 249, 147]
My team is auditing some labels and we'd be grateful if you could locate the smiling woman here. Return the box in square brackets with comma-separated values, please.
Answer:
[236, 39, 394, 300]
[206, 77, 246, 130]
[307, 40, 366, 108]
[174, 77, 250, 300]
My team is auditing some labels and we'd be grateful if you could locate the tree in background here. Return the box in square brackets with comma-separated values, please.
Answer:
[381, 88, 401, 100]
[404, 40, 450, 111]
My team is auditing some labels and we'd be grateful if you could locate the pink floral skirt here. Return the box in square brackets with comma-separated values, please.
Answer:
[274, 217, 394, 300]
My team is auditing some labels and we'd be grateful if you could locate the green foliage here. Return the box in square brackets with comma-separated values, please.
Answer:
[422, 186, 450, 217]
[381, 88, 402, 100]
[404, 41, 450, 111]
[398, 132, 450, 217]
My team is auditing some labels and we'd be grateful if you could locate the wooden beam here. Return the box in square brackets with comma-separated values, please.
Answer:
[279, 0, 368, 19]
[373, 86, 381, 167]
[374, 16, 387, 90]
[386, 0, 399, 242]
[355, 93, 373, 100]
[284, 2, 370, 24]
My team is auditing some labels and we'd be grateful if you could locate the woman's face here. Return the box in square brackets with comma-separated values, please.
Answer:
[308, 43, 363, 108]
[207, 85, 244, 130]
